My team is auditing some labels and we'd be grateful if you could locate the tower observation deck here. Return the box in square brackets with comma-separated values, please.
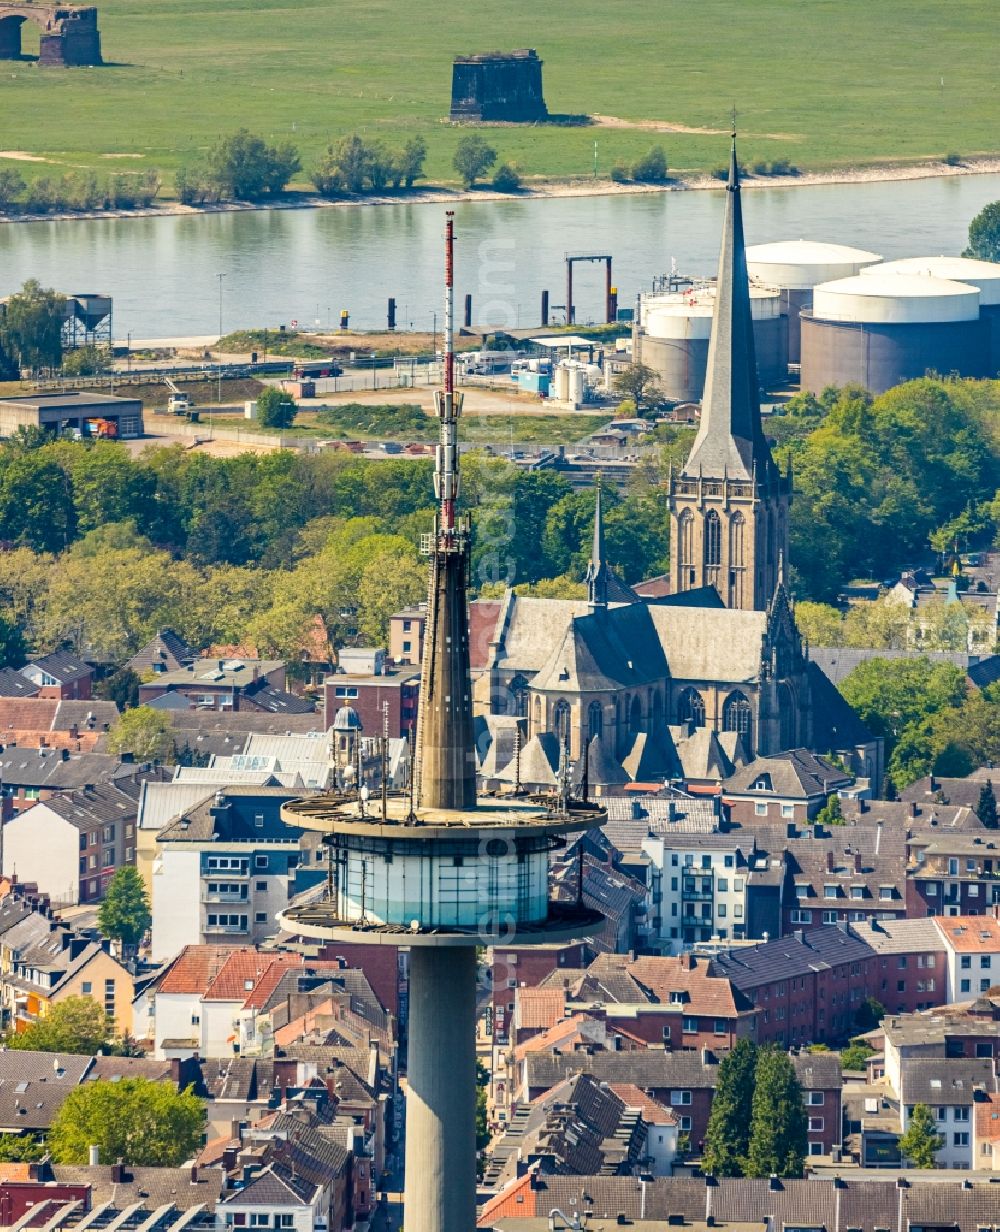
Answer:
[278, 213, 605, 1232]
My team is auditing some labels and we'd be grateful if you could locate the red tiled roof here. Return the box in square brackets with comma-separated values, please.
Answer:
[203, 952, 303, 1007]
[158, 945, 243, 995]
[975, 1090, 1000, 1145]
[609, 1083, 678, 1126]
[935, 915, 1000, 952]
[516, 987, 566, 1031]
[513, 1013, 600, 1061]
[476, 1170, 538, 1227]
[0, 699, 58, 731]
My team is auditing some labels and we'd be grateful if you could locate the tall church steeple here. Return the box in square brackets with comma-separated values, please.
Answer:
[586, 482, 609, 608]
[668, 134, 792, 611]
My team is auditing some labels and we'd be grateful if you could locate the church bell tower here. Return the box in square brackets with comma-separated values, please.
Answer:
[668, 137, 792, 611]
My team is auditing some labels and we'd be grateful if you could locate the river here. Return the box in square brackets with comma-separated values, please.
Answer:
[1, 174, 998, 339]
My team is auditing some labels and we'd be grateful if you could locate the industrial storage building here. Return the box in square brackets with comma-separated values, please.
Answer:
[0, 391, 144, 440]
[635, 284, 787, 403]
[799, 272, 990, 396]
[860, 255, 1000, 378]
[745, 239, 882, 363]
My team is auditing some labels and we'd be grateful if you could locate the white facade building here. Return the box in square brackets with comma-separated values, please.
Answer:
[641, 833, 752, 954]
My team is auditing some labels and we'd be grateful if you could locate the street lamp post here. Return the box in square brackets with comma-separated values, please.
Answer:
[217, 272, 226, 404]
[371, 351, 377, 390]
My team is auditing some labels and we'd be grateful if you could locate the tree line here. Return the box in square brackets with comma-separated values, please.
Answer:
[0, 433, 670, 668]
[0, 168, 160, 216]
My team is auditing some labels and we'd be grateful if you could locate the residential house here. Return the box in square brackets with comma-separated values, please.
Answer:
[722, 749, 854, 825]
[934, 914, 1000, 1001]
[149, 785, 324, 961]
[20, 652, 94, 701]
[896, 1056, 996, 1169]
[849, 918, 948, 1014]
[0, 698, 119, 752]
[0, 782, 138, 905]
[322, 666, 421, 739]
[389, 604, 426, 666]
[907, 832, 1000, 918]
[0, 747, 122, 820]
[139, 659, 312, 715]
[476, 1171, 1000, 1231]
[711, 925, 878, 1046]
[126, 629, 198, 677]
[0, 1051, 92, 1137]
[640, 833, 762, 953]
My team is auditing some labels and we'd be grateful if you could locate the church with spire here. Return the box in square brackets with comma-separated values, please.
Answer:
[470, 138, 882, 793]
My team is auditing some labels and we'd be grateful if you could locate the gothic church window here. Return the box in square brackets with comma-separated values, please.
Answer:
[705, 510, 721, 567]
[723, 690, 753, 748]
[678, 687, 705, 728]
[588, 702, 603, 742]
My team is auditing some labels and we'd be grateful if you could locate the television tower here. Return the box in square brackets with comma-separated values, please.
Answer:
[279, 213, 605, 1232]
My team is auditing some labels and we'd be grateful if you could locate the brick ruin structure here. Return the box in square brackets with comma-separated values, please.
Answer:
[0, 4, 102, 66]
[450, 49, 548, 122]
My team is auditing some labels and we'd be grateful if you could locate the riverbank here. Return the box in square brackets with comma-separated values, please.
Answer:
[2, 156, 998, 227]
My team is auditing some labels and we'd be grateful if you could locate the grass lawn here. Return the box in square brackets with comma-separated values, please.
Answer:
[1, 0, 996, 194]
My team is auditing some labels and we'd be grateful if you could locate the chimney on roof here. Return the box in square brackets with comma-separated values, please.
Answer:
[826, 851, 834, 872]
[929, 776, 937, 791]
[190, 1164, 199, 1185]
[111, 1160, 126, 1184]
[858, 798, 868, 814]
[768, 1174, 782, 1191]
[60, 748, 69, 762]
[793, 929, 804, 944]
[909, 801, 918, 818]
[853, 853, 863, 873]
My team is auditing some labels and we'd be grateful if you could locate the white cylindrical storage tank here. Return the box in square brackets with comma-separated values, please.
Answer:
[638, 286, 786, 401]
[801, 273, 989, 395]
[553, 364, 570, 401]
[862, 256, 1000, 376]
[746, 239, 883, 363]
[568, 364, 585, 407]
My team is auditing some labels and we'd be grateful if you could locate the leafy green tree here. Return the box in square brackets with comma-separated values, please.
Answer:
[839, 658, 966, 750]
[965, 200, 1000, 262]
[881, 772, 897, 801]
[0, 454, 76, 552]
[0, 169, 25, 209]
[0, 612, 26, 670]
[794, 601, 844, 648]
[840, 1040, 875, 1071]
[205, 129, 300, 200]
[977, 779, 998, 828]
[256, 386, 297, 429]
[745, 1046, 807, 1179]
[6, 997, 113, 1055]
[632, 145, 668, 182]
[97, 666, 141, 711]
[475, 1059, 490, 1153]
[814, 793, 844, 826]
[898, 1102, 943, 1168]
[612, 363, 663, 415]
[453, 135, 497, 189]
[98, 867, 151, 950]
[48, 1078, 204, 1166]
[701, 1037, 757, 1176]
[106, 706, 175, 763]
[492, 163, 521, 192]
[0, 279, 65, 370]
[855, 996, 885, 1033]
[355, 548, 426, 644]
[61, 345, 112, 377]
[0, 1135, 44, 1162]
[398, 136, 427, 188]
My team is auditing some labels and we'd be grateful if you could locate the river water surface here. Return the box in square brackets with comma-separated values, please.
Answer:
[1, 174, 998, 338]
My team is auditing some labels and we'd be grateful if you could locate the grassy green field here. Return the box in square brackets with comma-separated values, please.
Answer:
[2, 0, 997, 195]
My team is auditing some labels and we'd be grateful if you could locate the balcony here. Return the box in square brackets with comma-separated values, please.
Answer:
[682, 886, 714, 902]
[202, 889, 250, 904]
